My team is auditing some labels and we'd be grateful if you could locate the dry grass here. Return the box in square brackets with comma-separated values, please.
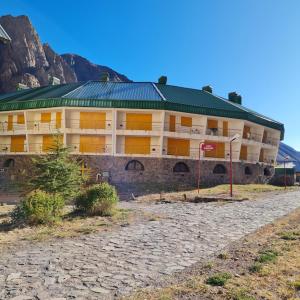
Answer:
[0, 205, 134, 248]
[124, 209, 300, 300]
[137, 184, 297, 203]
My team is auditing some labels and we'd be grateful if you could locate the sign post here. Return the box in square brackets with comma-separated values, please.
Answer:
[198, 142, 216, 194]
[229, 134, 240, 197]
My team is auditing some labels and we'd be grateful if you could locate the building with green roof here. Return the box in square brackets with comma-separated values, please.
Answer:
[0, 80, 283, 187]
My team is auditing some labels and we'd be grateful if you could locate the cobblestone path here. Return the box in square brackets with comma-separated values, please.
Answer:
[1, 191, 300, 300]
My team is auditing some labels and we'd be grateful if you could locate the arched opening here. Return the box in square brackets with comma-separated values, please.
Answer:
[125, 160, 144, 171]
[264, 167, 271, 176]
[245, 166, 252, 175]
[3, 158, 15, 168]
[173, 162, 189, 173]
[213, 164, 226, 174]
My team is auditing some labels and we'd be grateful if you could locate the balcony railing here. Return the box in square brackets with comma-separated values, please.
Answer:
[262, 137, 278, 146]
[259, 156, 275, 164]
[242, 132, 262, 143]
[239, 152, 258, 163]
[117, 121, 162, 131]
[0, 122, 26, 132]
[205, 128, 241, 138]
[0, 144, 27, 153]
[68, 143, 112, 154]
[65, 119, 113, 130]
[27, 121, 61, 131]
[164, 123, 204, 134]
[117, 144, 160, 155]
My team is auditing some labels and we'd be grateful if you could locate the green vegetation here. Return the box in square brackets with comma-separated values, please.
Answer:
[256, 249, 279, 263]
[11, 190, 64, 225]
[248, 262, 263, 273]
[24, 135, 86, 200]
[205, 272, 232, 286]
[75, 183, 119, 216]
[280, 231, 300, 240]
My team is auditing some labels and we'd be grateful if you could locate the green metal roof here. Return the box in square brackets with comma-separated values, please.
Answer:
[0, 81, 284, 139]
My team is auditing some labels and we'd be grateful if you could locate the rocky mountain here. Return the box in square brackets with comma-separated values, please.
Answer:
[0, 15, 130, 94]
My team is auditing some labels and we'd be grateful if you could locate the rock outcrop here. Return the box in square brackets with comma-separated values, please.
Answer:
[0, 15, 129, 94]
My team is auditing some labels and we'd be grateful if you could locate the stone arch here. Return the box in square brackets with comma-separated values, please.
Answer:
[3, 158, 15, 168]
[245, 166, 252, 175]
[125, 160, 144, 171]
[173, 162, 189, 173]
[264, 167, 271, 176]
[213, 164, 227, 174]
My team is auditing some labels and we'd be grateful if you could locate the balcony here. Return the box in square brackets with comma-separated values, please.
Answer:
[205, 128, 240, 138]
[165, 123, 204, 134]
[117, 121, 161, 131]
[66, 119, 112, 131]
[262, 137, 278, 146]
[27, 121, 61, 132]
[0, 143, 27, 153]
[68, 143, 112, 154]
[118, 144, 160, 156]
[242, 131, 262, 143]
[0, 121, 26, 133]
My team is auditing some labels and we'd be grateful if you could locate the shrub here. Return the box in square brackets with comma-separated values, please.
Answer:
[75, 183, 118, 216]
[11, 190, 64, 225]
[249, 262, 263, 273]
[280, 231, 300, 240]
[206, 272, 231, 286]
[256, 249, 278, 263]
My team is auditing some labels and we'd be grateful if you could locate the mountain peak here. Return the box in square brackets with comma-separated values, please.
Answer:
[0, 15, 130, 93]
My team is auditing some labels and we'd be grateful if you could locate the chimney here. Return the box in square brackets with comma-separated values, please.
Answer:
[202, 85, 213, 93]
[158, 76, 167, 84]
[48, 76, 60, 86]
[16, 83, 29, 91]
[228, 92, 242, 105]
[100, 72, 110, 82]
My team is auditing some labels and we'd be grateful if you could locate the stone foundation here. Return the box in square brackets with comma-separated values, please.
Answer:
[0, 155, 274, 192]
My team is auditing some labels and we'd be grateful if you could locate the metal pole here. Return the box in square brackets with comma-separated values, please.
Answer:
[230, 141, 233, 197]
[197, 143, 202, 194]
[284, 159, 287, 189]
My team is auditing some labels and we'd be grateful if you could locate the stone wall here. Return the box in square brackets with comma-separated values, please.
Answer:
[0, 155, 274, 192]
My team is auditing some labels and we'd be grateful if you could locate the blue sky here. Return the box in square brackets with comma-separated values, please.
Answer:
[1, 0, 300, 149]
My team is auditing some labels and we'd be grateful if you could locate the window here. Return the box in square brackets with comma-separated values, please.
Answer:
[3, 158, 15, 168]
[213, 164, 226, 174]
[173, 162, 189, 173]
[125, 160, 144, 171]
[245, 166, 252, 175]
[264, 168, 271, 176]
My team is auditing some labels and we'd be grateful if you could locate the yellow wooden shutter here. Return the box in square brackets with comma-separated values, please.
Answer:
[126, 113, 152, 130]
[262, 131, 267, 143]
[181, 116, 192, 127]
[240, 145, 248, 160]
[167, 138, 190, 156]
[169, 115, 176, 132]
[204, 141, 225, 158]
[41, 112, 51, 123]
[80, 135, 106, 153]
[42, 135, 63, 152]
[80, 112, 106, 129]
[223, 121, 228, 137]
[17, 114, 25, 124]
[125, 136, 151, 154]
[7, 115, 13, 131]
[56, 112, 62, 129]
[207, 119, 218, 129]
[11, 135, 26, 152]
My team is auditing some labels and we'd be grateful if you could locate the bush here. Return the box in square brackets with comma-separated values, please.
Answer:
[206, 272, 232, 286]
[256, 249, 278, 263]
[249, 262, 263, 273]
[11, 190, 64, 225]
[75, 183, 118, 216]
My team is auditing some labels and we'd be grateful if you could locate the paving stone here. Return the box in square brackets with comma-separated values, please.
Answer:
[0, 191, 299, 299]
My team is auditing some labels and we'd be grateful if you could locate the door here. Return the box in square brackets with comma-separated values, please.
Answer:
[223, 121, 228, 137]
[10, 136, 26, 152]
[125, 136, 151, 154]
[7, 115, 13, 131]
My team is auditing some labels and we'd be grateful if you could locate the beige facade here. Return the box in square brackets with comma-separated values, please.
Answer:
[0, 107, 280, 165]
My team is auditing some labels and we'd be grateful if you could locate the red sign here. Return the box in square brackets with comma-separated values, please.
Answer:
[201, 143, 216, 152]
